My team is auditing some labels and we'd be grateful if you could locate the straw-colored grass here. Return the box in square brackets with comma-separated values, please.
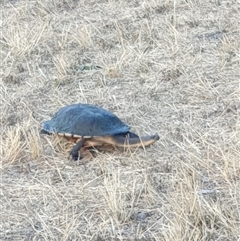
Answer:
[1, 0, 239, 240]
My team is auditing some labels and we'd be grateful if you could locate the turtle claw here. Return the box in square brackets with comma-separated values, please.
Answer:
[71, 153, 80, 161]
[69, 147, 93, 162]
[69, 150, 81, 161]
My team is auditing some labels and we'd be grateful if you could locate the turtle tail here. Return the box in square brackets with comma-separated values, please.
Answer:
[113, 132, 159, 148]
[40, 129, 51, 135]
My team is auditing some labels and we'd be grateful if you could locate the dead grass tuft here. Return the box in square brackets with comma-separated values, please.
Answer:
[2, 125, 26, 164]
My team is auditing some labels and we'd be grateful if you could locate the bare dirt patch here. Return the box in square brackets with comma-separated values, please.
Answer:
[1, 0, 239, 240]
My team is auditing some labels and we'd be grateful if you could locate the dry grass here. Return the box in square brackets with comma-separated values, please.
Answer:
[1, 0, 239, 240]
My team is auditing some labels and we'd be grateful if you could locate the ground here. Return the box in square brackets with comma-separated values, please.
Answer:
[0, 0, 239, 240]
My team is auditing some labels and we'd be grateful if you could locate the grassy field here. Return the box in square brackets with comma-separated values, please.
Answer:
[1, 0, 239, 240]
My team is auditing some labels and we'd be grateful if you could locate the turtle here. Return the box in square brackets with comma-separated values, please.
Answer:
[40, 103, 159, 161]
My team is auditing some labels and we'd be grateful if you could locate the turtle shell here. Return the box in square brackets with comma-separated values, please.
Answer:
[42, 103, 130, 137]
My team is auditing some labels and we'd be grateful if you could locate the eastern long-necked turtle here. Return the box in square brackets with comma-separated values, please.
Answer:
[40, 103, 159, 160]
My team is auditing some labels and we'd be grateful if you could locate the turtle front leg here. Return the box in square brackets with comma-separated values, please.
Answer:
[70, 139, 86, 160]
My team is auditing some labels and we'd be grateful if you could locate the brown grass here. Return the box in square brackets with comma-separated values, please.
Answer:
[1, 0, 239, 240]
